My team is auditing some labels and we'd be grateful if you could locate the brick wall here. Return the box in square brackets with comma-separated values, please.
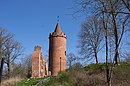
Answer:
[32, 46, 48, 78]
[49, 23, 67, 76]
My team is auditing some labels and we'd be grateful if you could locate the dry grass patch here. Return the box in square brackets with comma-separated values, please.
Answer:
[1, 76, 22, 86]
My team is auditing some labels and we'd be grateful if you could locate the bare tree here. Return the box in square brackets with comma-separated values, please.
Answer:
[101, 8, 113, 86]
[4, 39, 23, 78]
[67, 53, 77, 69]
[78, 16, 103, 64]
[0, 28, 23, 78]
[73, 0, 129, 85]
[10, 55, 32, 78]
[100, 1, 129, 85]
[24, 55, 32, 78]
[74, 0, 130, 65]
[0, 28, 12, 58]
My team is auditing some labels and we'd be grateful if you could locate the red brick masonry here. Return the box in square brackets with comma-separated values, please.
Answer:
[32, 22, 66, 77]
[32, 46, 48, 78]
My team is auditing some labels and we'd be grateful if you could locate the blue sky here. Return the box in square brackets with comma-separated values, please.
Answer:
[0, 0, 85, 58]
[1, 0, 129, 64]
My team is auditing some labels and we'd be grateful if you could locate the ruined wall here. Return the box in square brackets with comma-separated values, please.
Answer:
[32, 46, 48, 78]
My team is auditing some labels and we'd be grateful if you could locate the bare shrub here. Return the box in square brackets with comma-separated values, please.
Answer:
[71, 70, 106, 86]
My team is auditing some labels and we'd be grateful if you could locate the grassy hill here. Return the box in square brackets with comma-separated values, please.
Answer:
[15, 62, 130, 86]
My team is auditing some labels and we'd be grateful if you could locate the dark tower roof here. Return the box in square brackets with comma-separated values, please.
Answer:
[49, 22, 67, 39]
[54, 23, 62, 34]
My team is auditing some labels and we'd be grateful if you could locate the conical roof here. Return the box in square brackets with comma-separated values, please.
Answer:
[54, 23, 62, 34]
[49, 22, 67, 39]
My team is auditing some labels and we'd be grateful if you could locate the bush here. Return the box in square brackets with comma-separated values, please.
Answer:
[44, 66, 106, 86]
[85, 63, 105, 74]
[112, 62, 130, 85]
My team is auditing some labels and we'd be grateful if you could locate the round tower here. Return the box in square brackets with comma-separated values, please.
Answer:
[49, 22, 67, 76]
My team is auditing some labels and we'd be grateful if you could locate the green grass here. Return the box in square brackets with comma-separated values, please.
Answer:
[43, 72, 72, 86]
[16, 77, 44, 86]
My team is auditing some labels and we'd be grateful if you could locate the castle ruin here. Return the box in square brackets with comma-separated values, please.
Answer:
[32, 22, 66, 78]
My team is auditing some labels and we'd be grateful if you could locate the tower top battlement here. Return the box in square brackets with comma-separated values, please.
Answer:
[49, 23, 67, 39]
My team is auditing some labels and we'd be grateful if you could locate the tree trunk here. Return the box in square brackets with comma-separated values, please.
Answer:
[112, 13, 119, 65]
[114, 46, 119, 65]
[7, 59, 10, 79]
[105, 28, 112, 86]
[94, 51, 98, 64]
[105, 28, 111, 86]
[0, 58, 5, 83]
[102, 7, 112, 85]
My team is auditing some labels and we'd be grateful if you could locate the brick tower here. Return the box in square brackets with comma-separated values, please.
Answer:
[49, 22, 67, 76]
[32, 45, 47, 78]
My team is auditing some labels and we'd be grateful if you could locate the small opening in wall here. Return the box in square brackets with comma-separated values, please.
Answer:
[65, 51, 66, 56]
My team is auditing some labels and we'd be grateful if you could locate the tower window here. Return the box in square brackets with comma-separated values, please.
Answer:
[65, 51, 66, 56]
